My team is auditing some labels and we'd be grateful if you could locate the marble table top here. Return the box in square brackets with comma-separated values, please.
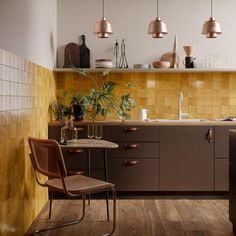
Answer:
[60, 139, 118, 149]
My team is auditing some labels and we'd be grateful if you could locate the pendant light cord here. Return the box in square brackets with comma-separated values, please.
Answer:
[157, 0, 159, 17]
[102, 0, 105, 18]
[211, 0, 213, 17]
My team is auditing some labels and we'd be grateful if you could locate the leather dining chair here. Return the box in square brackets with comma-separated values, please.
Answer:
[28, 136, 116, 235]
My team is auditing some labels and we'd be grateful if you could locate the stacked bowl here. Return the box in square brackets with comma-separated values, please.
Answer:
[95, 59, 114, 68]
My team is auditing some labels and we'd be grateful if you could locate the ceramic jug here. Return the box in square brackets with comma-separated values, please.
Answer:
[139, 109, 148, 120]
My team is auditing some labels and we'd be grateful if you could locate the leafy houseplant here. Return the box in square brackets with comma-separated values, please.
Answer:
[51, 69, 135, 121]
[118, 94, 135, 120]
[78, 69, 135, 121]
[51, 101, 72, 122]
[64, 91, 84, 121]
[83, 81, 118, 120]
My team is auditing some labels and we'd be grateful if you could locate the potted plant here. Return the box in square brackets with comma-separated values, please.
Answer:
[50, 100, 72, 122]
[77, 69, 135, 121]
[64, 90, 84, 121]
[51, 69, 135, 122]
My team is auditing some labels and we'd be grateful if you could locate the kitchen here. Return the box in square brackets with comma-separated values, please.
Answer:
[1, 0, 236, 235]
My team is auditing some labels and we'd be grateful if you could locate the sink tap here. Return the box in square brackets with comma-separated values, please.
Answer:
[178, 92, 188, 120]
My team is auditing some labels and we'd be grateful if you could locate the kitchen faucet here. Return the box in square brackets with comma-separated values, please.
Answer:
[178, 92, 188, 120]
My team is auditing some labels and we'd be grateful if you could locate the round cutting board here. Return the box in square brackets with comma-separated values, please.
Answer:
[161, 52, 180, 68]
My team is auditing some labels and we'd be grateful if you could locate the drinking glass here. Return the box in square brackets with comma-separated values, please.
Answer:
[73, 127, 80, 142]
[95, 124, 102, 140]
[60, 127, 65, 143]
[87, 124, 94, 139]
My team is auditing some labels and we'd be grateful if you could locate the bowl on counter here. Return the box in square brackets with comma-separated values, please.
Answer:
[153, 61, 170, 69]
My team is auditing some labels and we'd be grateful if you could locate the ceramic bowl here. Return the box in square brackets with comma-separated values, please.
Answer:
[153, 61, 171, 69]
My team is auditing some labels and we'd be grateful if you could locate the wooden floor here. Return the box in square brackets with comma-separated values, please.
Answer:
[25, 199, 234, 236]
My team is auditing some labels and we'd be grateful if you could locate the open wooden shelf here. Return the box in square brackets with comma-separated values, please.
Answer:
[53, 68, 236, 73]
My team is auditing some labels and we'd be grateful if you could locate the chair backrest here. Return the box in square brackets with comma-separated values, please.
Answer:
[28, 137, 67, 178]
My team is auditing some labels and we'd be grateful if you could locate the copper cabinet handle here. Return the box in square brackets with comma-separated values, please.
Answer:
[68, 170, 84, 175]
[69, 149, 85, 153]
[207, 128, 213, 143]
[123, 160, 140, 167]
[123, 127, 139, 132]
[123, 144, 140, 149]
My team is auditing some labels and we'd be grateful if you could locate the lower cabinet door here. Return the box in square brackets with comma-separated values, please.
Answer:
[215, 159, 229, 191]
[108, 159, 159, 191]
[229, 164, 236, 224]
[160, 126, 214, 191]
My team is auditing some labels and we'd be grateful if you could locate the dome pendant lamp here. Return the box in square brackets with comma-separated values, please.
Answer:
[148, 0, 167, 38]
[93, 0, 113, 38]
[202, 0, 222, 38]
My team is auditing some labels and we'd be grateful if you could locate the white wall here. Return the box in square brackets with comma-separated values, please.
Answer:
[0, 0, 57, 69]
[57, 0, 236, 68]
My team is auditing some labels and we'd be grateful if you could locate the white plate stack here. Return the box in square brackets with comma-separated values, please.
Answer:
[95, 59, 114, 68]
[133, 64, 150, 69]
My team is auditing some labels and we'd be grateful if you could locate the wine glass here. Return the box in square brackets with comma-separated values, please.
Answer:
[95, 125, 102, 141]
[87, 124, 94, 140]
[72, 127, 79, 143]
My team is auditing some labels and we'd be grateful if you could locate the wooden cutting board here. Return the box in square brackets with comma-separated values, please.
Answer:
[161, 52, 180, 68]
[79, 35, 90, 68]
[63, 43, 80, 68]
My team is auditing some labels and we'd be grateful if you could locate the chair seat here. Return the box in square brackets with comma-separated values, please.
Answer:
[46, 174, 114, 194]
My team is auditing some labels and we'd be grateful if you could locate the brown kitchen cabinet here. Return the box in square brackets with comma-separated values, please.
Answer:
[104, 125, 160, 191]
[215, 126, 236, 158]
[160, 126, 214, 191]
[214, 126, 236, 191]
[215, 159, 229, 191]
[48, 123, 235, 192]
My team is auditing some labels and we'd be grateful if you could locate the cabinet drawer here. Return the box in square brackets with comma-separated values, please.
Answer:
[62, 149, 104, 170]
[108, 159, 159, 191]
[107, 142, 159, 158]
[103, 125, 159, 141]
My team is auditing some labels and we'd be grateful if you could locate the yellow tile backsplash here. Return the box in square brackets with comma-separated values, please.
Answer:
[0, 49, 56, 235]
[55, 71, 236, 120]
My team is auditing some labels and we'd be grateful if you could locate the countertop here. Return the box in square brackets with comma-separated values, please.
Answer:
[48, 119, 236, 126]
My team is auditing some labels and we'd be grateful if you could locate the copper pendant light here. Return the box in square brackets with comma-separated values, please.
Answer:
[148, 0, 167, 38]
[202, 0, 222, 38]
[94, 0, 113, 38]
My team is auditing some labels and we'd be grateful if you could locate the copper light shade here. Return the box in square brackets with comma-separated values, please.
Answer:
[148, 0, 167, 38]
[148, 17, 167, 38]
[202, 0, 222, 38]
[93, 0, 113, 38]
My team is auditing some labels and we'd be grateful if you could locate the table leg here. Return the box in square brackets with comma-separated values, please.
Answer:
[103, 148, 109, 221]
[87, 148, 91, 205]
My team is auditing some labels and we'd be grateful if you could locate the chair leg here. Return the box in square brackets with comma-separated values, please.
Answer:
[102, 188, 116, 236]
[32, 195, 86, 235]
[48, 190, 53, 219]
[106, 191, 109, 221]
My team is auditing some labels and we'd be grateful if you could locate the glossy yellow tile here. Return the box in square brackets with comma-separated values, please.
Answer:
[0, 49, 56, 236]
[54, 71, 236, 120]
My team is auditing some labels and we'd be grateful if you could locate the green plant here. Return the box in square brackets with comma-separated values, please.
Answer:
[118, 93, 135, 119]
[83, 81, 118, 120]
[64, 90, 84, 106]
[51, 101, 72, 121]
[59, 69, 136, 121]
